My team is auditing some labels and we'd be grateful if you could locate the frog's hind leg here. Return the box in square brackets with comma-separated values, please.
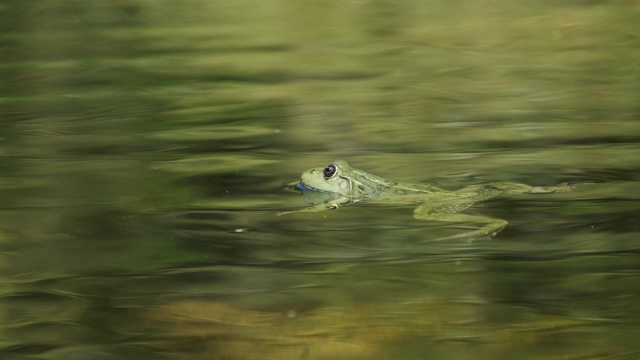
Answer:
[414, 182, 572, 241]
[413, 201, 508, 241]
[420, 213, 508, 241]
[486, 182, 573, 194]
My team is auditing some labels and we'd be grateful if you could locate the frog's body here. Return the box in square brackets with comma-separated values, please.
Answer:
[280, 160, 571, 240]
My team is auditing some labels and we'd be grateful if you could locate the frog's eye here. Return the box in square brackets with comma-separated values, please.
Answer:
[323, 164, 337, 179]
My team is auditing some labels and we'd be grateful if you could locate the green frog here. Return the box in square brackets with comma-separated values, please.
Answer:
[279, 160, 572, 240]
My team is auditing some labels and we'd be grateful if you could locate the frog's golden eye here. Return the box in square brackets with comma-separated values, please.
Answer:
[323, 164, 337, 179]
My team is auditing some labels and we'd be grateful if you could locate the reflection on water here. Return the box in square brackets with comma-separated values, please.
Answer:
[1, 1, 640, 359]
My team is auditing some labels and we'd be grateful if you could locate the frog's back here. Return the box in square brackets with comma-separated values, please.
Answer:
[365, 180, 448, 200]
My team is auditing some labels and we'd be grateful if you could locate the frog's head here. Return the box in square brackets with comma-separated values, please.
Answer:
[296, 160, 363, 197]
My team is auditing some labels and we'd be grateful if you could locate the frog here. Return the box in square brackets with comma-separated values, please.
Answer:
[278, 160, 573, 240]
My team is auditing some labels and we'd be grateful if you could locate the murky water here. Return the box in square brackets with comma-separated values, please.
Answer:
[1, 1, 640, 359]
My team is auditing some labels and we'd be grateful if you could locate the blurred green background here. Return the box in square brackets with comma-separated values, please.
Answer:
[1, 1, 639, 359]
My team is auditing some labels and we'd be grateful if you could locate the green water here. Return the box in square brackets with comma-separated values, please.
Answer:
[1, 1, 640, 359]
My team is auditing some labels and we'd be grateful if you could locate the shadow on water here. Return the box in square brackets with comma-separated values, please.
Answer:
[1, 0, 640, 359]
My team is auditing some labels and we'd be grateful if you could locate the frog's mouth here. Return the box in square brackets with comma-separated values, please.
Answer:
[295, 182, 323, 192]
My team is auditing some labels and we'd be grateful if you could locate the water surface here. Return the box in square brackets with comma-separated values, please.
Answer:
[1, 1, 640, 359]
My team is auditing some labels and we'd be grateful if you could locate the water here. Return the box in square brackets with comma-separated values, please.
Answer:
[1, 1, 640, 359]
